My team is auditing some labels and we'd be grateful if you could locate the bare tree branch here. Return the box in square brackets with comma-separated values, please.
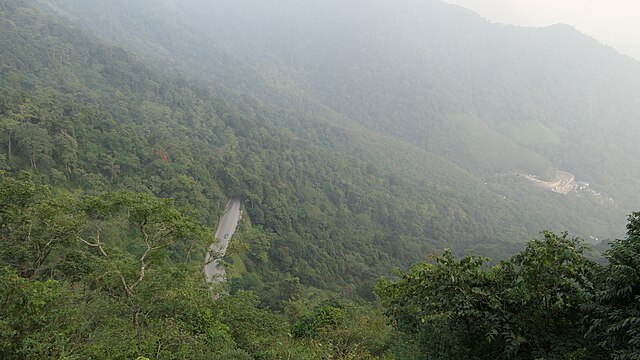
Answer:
[118, 271, 133, 297]
[130, 245, 153, 292]
[77, 224, 108, 257]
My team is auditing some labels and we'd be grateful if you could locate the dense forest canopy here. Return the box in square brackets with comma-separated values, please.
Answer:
[1, 0, 639, 358]
[42, 0, 638, 235]
[43, 0, 640, 203]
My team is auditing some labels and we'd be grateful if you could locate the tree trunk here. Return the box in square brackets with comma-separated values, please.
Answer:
[6, 132, 12, 161]
[133, 309, 142, 348]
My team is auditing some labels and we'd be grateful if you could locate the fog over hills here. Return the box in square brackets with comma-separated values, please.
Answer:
[449, 0, 640, 62]
[3, 0, 640, 357]
[44, 0, 639, 227]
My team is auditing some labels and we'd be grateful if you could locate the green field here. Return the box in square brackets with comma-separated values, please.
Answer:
[509, 121, 562, 145]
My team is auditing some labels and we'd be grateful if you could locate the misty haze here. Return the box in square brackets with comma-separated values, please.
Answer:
[1, 0, 639, 358]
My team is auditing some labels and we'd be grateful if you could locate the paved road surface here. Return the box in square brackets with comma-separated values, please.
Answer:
[551, 171, 576, 194]
[518, 171, 576, 194]
[204, 199, 241, 283]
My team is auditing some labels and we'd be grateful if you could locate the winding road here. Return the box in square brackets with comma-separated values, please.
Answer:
[551, 171, 576, 194]
[204, 199, 241, 283]
[519, 171, 576, 195]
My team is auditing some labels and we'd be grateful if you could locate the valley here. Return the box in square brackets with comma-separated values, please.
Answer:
[1, 0, 639, 358]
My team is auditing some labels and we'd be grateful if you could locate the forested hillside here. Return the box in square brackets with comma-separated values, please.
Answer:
[376, 215, 640, 359]
[1, 0, 625, 297]
[41, 0, 635, 238]
[1, 0, 640, 358]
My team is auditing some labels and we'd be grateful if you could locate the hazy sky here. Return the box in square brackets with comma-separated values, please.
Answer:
[444, 0, 640, 60]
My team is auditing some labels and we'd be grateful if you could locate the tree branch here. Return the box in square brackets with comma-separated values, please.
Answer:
[130, 245, 153, 292]
[77, 225, 108, 257]
[118, 271, 133, 297]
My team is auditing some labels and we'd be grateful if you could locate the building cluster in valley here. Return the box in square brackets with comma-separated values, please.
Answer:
[515, 171, 614, 205]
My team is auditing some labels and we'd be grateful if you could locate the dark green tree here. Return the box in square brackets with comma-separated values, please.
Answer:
[377, 232, 601, 359]
[588, 213, 640, 359]
[0, 113, 19, 161]
[78, 191, 216, 342]
[0, 267, 79, 359]
[0, 172, 83, 279]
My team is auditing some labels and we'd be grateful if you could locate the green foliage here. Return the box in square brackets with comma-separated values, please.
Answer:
[0, 267, 77, 359]
[493, 232, 600, 358]
[215, 291, 290, 359]
[0, 172, 83, 279]
[377, 232, 603, 359]
[0, 173, 235, 358]
[588, 212, 640, 359]
[5, 171, 632, 358]
[2, 1, 640, 358]
[291, 298, 394, 359]
[54, 0, 640, 213]
[29, 0, 631, 294]
[293, 298, 346, 338]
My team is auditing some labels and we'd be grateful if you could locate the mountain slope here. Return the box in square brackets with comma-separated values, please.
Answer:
[0, 0, 631, 294]
[39, 0, 633, 235]
[1, 1, 638, 357]
[0, 0, 579, 298]
[43, 0, 640, 185]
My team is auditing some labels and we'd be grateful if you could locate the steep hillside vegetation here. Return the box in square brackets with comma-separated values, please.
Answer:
[44, 0, 640, 198]
[0, 0, 594, 299]
[41, 0, 633, 238]
[0, 0, 631, 296]
[2, 0, 640, 358]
